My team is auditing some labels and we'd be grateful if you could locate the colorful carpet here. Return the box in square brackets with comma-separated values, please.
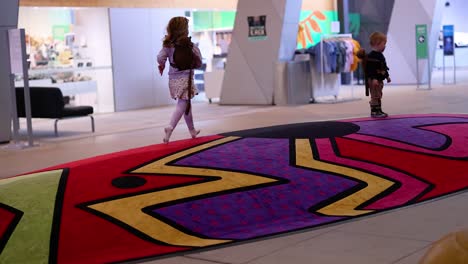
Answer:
[2, 114, 468, 263]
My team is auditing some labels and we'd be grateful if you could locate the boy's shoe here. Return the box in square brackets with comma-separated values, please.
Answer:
[379, 110, 389, 118]
[163, 127, 173, 143]
[376, 105, 388, 117]
[190, 129, 200, 139]
[371, 111, 387, 118]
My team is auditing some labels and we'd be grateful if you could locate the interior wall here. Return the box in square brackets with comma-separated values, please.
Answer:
[385, 0, 444, 84]
[74, 8, 114, 112]
[441, 0, 468, 33]
[110, 8, 183, 112]
[434, 0, 468, 69]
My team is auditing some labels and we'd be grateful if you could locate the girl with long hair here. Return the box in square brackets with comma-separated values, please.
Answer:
[157, 17, 202, 143]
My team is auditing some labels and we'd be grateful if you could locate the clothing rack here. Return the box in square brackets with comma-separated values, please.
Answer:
[317, 33, 359, 103]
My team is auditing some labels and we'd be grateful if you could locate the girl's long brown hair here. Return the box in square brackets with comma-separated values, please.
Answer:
[163, 17, 189, 47]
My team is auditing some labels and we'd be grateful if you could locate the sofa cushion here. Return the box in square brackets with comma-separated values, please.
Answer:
[62, 106, 94, 117]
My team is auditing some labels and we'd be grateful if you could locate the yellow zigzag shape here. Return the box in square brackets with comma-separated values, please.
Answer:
[295, 139, 395, 217]
[88, 137, 279, 247]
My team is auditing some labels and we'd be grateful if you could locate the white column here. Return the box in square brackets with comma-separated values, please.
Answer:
[220, 0, 302, 105]
[0, 0, 19, 143]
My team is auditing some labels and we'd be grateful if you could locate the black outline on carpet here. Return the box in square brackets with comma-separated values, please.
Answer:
[0, 204, 24, 255]
[349, 116, 468, 153]
[289, 138, 403, 215]
[332, 135, 468, 203]
[77, 137, 290, 248]
[349, 115, 468, 124]
[347, 122, 468, 160]
[328, 137, 435, 205]
[0, 170, 68, 263]
[310, 137, 434, 212]
[48, 169, 69, 264]
[354, 122, 468, 152]
[220, 121, 361, 139]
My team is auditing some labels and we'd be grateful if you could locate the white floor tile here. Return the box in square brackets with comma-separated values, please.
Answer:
[187, 226, 338, 264]
[247, 230, 429, 264]
[337, 194, 468, 242]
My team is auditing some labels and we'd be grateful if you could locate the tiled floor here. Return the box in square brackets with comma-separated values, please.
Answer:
[1, 69, 468, 263]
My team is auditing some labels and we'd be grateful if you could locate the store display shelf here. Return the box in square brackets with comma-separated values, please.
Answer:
[28, 65, 112, 75]
[15, 79, 98, 96]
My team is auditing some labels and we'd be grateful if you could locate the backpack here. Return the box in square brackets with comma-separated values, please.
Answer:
[169, 37, 201, 115]
[356, 49, 370, 96]
[170, 37, 200, 71]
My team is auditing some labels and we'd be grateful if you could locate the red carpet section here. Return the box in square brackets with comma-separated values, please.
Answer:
[1, 114, 468, 263]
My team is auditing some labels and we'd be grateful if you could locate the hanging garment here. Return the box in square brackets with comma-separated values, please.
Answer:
[335, 40, 348, 73]
[350, 39, 362, 72]
[344, 39, 355, 72]
[308, 41, 336, 73]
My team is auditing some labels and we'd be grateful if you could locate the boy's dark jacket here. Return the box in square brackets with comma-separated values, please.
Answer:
[357, 50, 390, 96]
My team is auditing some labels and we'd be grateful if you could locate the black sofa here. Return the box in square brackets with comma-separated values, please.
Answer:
[16, 87, 95, 136]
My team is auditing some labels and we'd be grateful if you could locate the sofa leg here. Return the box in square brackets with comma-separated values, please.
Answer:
[54, 119, 59, 137]
[53, 116, 94, 136]
[90, 116, 95, 133]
